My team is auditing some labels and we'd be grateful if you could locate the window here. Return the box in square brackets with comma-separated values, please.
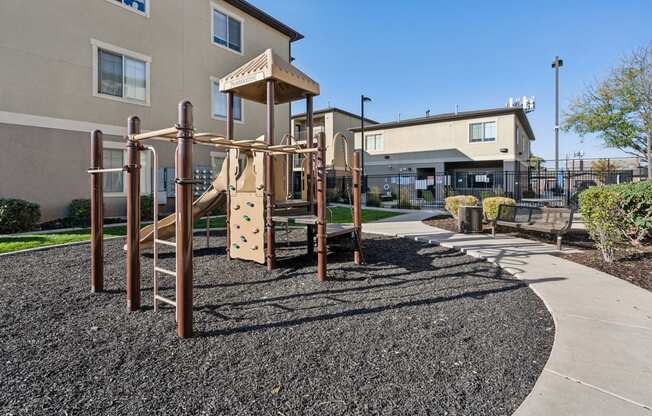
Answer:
[454, 171, 503, 189]
[365, 134, 383, 151]
[103, 149, 124, 193]
[293, 154, 305, 169]
[212, 7, 243, 53]
[469, 121, 496, 143]
[103, 143, 152, 196]
[210, 152, 227, 179]
[108, 0, 148, 16]
[211, 79, 243, 121]
[92, 39, 151, 105]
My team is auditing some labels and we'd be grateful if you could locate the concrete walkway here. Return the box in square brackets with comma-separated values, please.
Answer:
[363, 212, 652, 415]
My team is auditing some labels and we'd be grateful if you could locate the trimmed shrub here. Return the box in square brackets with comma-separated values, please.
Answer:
[444, 195, 478, 218]
[366, 186, 381, 207]
[326, 189, 339, 203]
[611, 180, 652, 246]
[398, 189, 420, 210]
[0, 198, 41, 233]
[141, 194, 154, 221]
[67, 199, 92, 227]
[579, 186, 625, 262]
[482, 197, 516, 221]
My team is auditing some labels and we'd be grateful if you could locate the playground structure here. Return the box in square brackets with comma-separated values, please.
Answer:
[88, 49, 363, 338]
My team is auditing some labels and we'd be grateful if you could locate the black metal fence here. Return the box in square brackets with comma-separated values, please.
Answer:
[327, 169, 639, 209]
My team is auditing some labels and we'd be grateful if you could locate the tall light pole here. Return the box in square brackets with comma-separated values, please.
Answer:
[360, 94, 372, 181]
[552, 56, 563, 172]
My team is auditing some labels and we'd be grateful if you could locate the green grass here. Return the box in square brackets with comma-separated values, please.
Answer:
[0, 218, 225, 255]
[326, 206, 400, 224]
[193, 216, 226, 229]
[0, 225, 129, 254]
[0, 208, 398, 254]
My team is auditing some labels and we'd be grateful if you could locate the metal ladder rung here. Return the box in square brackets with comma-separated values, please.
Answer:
[155, 239, 177, 247]
[155, 266, 176, 277]
[155, 295, 177, 307]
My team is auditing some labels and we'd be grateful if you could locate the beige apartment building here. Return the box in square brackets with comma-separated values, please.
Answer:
[351, 107, 534, 193]
[289, 107, 377, 195]
[0, 0, 302, 221]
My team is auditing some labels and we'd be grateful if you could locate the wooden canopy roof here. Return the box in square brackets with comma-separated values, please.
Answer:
[219, 49, 320, 104]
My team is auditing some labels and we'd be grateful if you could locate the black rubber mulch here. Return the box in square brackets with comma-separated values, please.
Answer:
[0, 231, 554, 416]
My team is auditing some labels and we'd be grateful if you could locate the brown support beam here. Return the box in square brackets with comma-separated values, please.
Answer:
[305, 94, 315, 256]
[265, 80, 276, 271]
[352, 150, 363, 265]
[316, 132, 327, 281]
[90, 130, 104, 292]
[126, 117, 141, 311]
[226, 91, 234, 260]
[176, 100, 194, 338]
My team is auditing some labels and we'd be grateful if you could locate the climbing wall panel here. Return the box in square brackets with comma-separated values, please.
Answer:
[229, 192, 265, 264]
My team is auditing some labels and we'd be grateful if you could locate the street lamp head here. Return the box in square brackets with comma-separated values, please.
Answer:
[362, 95, 372, 103]
[551, 57, 563, 68]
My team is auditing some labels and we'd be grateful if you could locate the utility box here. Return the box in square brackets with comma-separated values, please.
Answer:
[458, 206, 483, 234]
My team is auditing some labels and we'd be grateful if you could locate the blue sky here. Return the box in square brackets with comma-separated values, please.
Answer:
[253, 0, 651, 162]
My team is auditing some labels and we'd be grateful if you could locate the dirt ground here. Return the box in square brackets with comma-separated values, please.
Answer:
[424, 216, 652, 292]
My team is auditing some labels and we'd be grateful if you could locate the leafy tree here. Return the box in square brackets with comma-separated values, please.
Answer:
[590, 159, 621, 185]
[528, 155, 545, 169]
[564, 42, 652, 178]
[590, 159, 621, 173]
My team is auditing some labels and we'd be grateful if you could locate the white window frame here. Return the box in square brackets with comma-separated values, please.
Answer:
[103, 142, 126, 197]
[365, 133, 384, 152]
[210, 151, 228, 177]
[103, 141, 152, 197]
[210, 77, 245, 124]
[105, 0, 150, 17]
[210, 3, 244, 55]
[91, 39, 152, 106]
[468, 121, 497, 143]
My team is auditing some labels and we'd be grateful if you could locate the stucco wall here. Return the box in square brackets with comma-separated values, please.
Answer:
[0, 0, 295, 221]
[0, 123, 216, 220]
[0, 0, 290, 138]
[292, 110, 364, 171]
[354, 114, 518, 161]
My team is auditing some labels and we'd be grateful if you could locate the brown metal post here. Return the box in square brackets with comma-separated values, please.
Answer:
[265, 80, 276, 271]
[126, 116, 141, 311]
[90, 130, 104, 292]
[352, 150, 363, 265]
[226, 91, 234, 260]
[305, 94, 315, 256]
[176, 100, 194, 338]
[316, 132, 327, 281]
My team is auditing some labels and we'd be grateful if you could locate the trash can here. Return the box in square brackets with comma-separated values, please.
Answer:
[458, 206, 483, 233]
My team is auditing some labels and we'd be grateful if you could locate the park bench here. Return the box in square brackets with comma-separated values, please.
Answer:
[491, 204, 575, 250]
